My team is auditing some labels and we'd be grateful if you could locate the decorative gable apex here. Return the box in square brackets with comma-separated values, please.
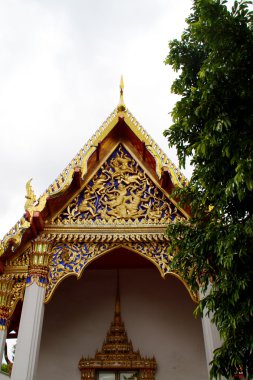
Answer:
[52, 144, 185, 227]
[0, 79, 188, 258]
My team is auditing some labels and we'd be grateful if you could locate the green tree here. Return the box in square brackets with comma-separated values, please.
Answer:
[164, 0, 253, 378]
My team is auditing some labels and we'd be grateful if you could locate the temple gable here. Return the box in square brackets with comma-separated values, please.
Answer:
[53, 144, 184, 226]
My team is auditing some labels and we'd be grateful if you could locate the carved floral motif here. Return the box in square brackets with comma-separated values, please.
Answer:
[5, 248, 30, 269]
[0, 276, 26, 329]
[10, 280, 26, 311]
[54, 145, 184, 226]
[45, 241, 172, 302]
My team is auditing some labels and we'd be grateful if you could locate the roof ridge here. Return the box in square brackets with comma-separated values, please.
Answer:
[45, 107, 187, 198]
[124, 109, 187, 183]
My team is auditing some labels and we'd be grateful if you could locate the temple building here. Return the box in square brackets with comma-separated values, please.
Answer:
[0, 79, 220, 380]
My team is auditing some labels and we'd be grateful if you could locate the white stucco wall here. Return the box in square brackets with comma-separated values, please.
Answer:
[37, 268, 208, 380]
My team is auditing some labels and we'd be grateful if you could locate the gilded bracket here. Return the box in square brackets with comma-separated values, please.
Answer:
[26, 240, 52, 288]
[0, 276, 26, 330]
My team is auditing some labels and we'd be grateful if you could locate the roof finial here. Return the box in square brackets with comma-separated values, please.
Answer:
[117, 75, 126, 113]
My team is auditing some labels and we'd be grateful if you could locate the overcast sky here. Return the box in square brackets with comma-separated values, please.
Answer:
[0, 0, 195, 239]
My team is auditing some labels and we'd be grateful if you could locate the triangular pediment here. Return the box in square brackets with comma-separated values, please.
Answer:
[1, 101, 188, 256]
[52, 144, 185, 226]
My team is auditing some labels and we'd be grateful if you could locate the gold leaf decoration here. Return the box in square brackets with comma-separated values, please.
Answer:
[54, 145, 184, 226]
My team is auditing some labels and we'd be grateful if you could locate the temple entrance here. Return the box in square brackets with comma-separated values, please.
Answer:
[78, 265, 156, 380]
[36, 249, 207, 380]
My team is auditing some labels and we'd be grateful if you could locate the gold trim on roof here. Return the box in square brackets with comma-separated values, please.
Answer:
[1, 216, 30, 254]
[123, 110, 187, 184]
[45, 106, 187, 200]
[0, 183, 47, 255]
[47, 109, 119, 197]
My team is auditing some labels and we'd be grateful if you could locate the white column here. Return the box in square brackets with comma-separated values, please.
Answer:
[200, 284, 223, 378]
[201, 312, 221, 373]
[11, 283, 45, 380]
[0, 329, 7, 366]
[0, 277, 15, 371]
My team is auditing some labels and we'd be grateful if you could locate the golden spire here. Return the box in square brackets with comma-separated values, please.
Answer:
[117, 75, 126, 113]
[114, 270, 121, 325]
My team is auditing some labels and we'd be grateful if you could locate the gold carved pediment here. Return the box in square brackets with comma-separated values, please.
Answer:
[53, 145, 184, 226]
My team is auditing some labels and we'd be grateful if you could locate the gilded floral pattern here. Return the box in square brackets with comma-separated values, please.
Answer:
[54, 145, 184, 225]
[45, 241, 171, 302]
